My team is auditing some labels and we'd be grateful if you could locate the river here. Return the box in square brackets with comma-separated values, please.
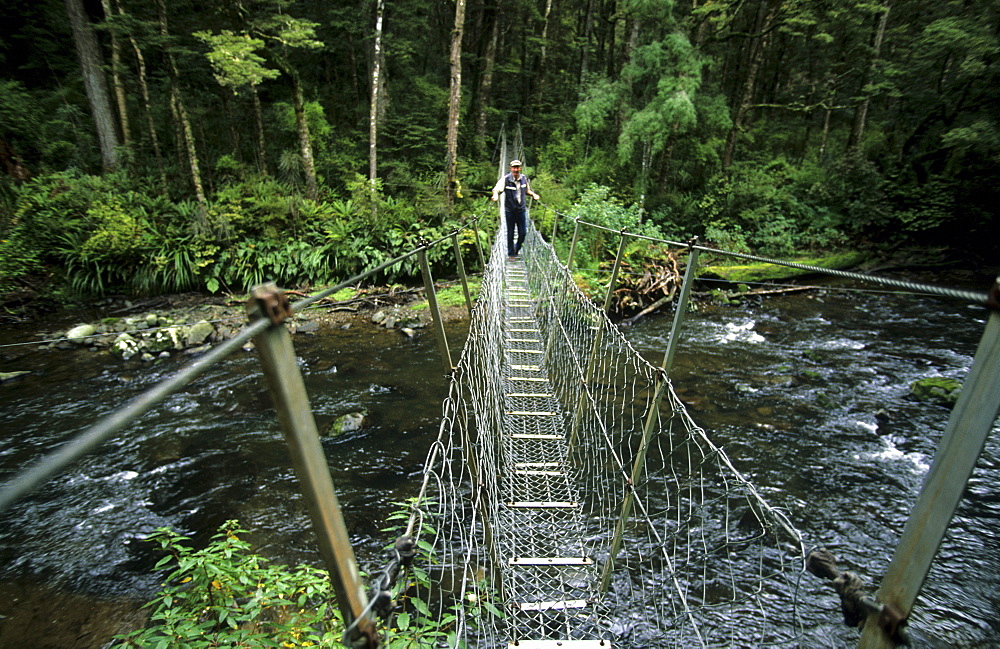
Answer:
[0, 279, 997, 647]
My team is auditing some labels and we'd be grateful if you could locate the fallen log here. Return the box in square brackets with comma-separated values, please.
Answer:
[621, 288, 677, 326]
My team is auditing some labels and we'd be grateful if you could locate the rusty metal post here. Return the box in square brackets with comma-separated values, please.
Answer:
[247, 283, 377, 648]
[418, 247, 454, 375]
[859, 283, 1000, 649]
[452, 232, 473, 318]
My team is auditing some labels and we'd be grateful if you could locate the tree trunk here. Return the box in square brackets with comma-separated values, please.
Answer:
[291, 73, 319, 201]
[369, 0, 385, 187]
[819, 107, 832, 160]
[721, 0, 780, 171]
[532, 0, 555, 105]
[475, 11, 499, 153]
[847, 0, 891, 153]
[101, 0, 131, 150]
[579, 0, 597, 82]
[445, 0, 467, 214]
[156, 0, 208, 218]
[65, 0, 119, 172]
[127, 32, 167, 191]
[252, 87, 268, 176]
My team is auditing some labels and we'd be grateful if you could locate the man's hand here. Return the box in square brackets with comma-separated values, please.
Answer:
[491, 193, 499, 201]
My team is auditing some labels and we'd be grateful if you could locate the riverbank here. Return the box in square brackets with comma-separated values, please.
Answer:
[0, 283, 474, 374]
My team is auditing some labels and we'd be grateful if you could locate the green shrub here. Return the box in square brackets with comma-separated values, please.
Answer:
[113, 521, 345, 648]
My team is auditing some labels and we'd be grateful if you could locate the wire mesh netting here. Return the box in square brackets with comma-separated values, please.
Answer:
[396, 209, 808, 648]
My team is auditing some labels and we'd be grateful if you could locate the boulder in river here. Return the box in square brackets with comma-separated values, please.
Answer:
[185, 321, 215, 346]
[66, 324, 96, 345]
[910, 377, 961, 406]
[326, 412, 367, 436]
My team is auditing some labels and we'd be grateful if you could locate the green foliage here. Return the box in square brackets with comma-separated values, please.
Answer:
[194, 30, 281, 91]
[380, 498, 502, 649]
[113, 521, 344, 648]
[563, 184, 664, 270]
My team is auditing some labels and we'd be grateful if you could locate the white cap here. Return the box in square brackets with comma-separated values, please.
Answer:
[509, 159, 523, 166]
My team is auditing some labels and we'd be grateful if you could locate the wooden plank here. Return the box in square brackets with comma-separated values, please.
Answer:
[505, 393, 553, 398]
[506, 501, 579, 509]
[506, 411, 559, 416]
[518, 599, 588, 612]
[508, 642, 609, 649]
[509, 557, 594, 566]
[509, 433, 562, 440]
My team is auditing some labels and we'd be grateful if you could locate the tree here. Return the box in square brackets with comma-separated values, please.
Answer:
[194, 29, 280, 176]
[369, 0, 385, 189]
[155, 0, 208, 219]
[575, 0, 704, 204]
[64, 0, 119, 171]
[445, 0, 467, 214]
[847, 0, 892, 153]
[195, 11, 323, 199]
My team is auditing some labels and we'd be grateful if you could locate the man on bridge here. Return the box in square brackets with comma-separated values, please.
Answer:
[492, 159, 540, 261]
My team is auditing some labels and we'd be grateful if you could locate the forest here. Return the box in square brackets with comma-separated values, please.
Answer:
[1, 0, 997, 305]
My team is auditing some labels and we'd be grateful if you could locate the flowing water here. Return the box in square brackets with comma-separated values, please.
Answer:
[0, 282, 997, 647]
[624, 283, 999, 648]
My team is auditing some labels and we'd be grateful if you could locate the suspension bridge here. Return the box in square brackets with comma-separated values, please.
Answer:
[409, 204, 806, 648]
[0, 142, 997, 648]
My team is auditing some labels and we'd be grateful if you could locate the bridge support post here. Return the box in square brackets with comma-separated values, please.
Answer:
[599, 371, 669, 594]
[418, 247, 454, 375]
[662, 243, 700, 376]
[600, 240, 699, 594]
[472, 218, 486, 270]
[565, 219, 581, 271]
[452, 232, 473, 318]
[859, 287, 1000, 649]
[247, 283, 377, 649]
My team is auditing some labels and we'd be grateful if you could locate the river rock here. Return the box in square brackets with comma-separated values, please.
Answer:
[113, 333, 140, 360]
[146, 326, 183, 353]
[185, 320, 215, 346]
[401, 327, 416, 338]
[372, 310, 387, 324]
[0, 371, 30, 382]
[326, 412, 366, 436]
[66, 324, 96, 344]
[910, 377, 961, 406]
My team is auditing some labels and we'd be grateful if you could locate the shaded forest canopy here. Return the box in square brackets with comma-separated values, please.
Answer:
[0, 0, 997, 300]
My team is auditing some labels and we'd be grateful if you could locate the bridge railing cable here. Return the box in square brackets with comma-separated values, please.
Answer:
[537, 204, 991, 307]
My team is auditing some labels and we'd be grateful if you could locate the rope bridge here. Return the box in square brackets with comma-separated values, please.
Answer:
[404, 215, 807, 648]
